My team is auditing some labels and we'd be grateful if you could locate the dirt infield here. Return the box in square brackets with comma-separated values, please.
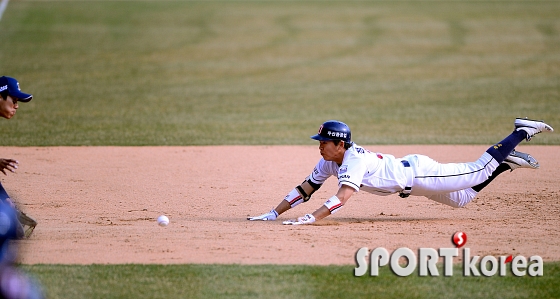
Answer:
[1, 145, 558, 265]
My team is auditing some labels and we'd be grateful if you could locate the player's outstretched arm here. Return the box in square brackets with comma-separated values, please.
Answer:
[247, 178, 320, 221]
[283, 185, 355, 225]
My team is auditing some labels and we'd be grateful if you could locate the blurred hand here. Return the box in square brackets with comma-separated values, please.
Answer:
[0, 158, 18, 175]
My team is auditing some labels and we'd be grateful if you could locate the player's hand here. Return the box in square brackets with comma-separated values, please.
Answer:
[282, 214, 316, 225]
[247, 209, 278, 221]
[0, 159, 18, 175]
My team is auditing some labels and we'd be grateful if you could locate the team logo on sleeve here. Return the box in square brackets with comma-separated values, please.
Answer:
[339, 165, 347, 174]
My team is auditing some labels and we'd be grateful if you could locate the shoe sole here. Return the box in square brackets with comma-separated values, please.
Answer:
[504, 156, 539, 169]
[504, 150, 539, 170]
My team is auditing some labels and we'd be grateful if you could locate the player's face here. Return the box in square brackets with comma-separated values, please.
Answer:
[0, 95, 19, 119]
[319, 140, 344, 163]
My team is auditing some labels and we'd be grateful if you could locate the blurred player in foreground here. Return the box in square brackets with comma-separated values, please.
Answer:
[0, 201, 44, 299]
[0, 76, 38, 237]
[248, 118, 553, 225]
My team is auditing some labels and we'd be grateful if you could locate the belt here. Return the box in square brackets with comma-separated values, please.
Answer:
[399, 160, 413, 198]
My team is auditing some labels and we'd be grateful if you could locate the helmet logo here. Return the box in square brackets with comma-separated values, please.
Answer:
[327, 131, 347, 138]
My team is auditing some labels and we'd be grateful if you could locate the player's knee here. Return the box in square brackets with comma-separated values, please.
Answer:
[427, 192, 474, 208]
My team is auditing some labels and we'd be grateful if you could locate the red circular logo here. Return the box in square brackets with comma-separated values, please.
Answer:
[452, 232, 467, 248]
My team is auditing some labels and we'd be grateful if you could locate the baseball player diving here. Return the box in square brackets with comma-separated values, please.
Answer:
[248, 118, 554, 225]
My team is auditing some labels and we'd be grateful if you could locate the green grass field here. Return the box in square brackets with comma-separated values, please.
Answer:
[1, 0, 559, 145]
[20, 263, 560, 299]
[1, 1, 560, 298]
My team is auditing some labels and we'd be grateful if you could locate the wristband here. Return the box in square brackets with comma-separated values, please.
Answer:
[324, 195, 343, 214]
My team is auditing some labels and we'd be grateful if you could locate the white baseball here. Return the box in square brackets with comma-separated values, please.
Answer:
[157, 215, 169, 227]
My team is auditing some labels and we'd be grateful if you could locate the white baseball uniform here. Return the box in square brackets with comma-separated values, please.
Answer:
[308, 143, 500, 208]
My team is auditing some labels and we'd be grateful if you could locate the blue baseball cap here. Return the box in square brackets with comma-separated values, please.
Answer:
[0, 76, 33, 102]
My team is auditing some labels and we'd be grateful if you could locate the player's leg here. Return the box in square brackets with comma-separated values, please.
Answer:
[425, 188, 478, 208]
[426, 150, 539, 207]
[485, 118, 553, 164]
[462, 118, 551, 189]
[412, 118, 553, 196]
[471, 150, 539, 192]
[408, 152, 499, 196]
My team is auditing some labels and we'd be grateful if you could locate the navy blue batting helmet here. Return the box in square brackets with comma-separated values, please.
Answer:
[311, 120, 352, 143]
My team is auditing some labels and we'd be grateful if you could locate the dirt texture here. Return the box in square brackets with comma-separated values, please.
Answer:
[1, 145, 558, 265]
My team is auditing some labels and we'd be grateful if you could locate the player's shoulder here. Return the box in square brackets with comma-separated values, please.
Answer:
[347, 143, 372, 157]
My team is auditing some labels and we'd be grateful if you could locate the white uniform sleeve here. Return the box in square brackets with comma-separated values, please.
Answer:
[338, 155, 366, 192]
[309, 158, 337, 185]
